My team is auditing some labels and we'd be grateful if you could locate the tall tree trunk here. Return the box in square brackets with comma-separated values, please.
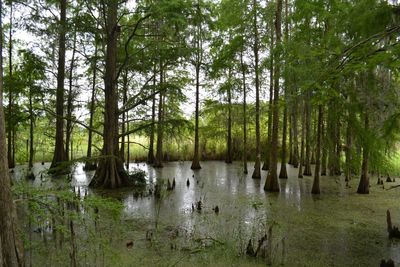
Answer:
[357, 113, 369, 194]
[264, 0, 282, 192]
[303, 93, 312, 176]
[288, 114, 293, 165]
[279, 0, 289, 179]
[335, 116, 341, 175]
[51, 0, 67, 171]
[292, 102, 299, 168]
[84, 39, 98, 171]
[345, 111, 352, 182]
[252, 0, 261, 179]
[7, 1, 14, 169]
[190, 62, 201, 169]
[66, 31, 77, 162]
[327, 104, 335, 176]
[298, 103, 305, 178]
[126, 110, 130, 169]
[225, 68, 232, 164]
[310, 114, 317, 164]
[191, 3, 202, 170]
[312, 105, 323, 194]
[241, 50, 248, 174]
[0, 0, 24, 262]
[190, 66, 201, 168]
[321, 114, 327, 176]
[90, 0, 128, 188]
[147, 64, 156, 164]
[29, 88, 34, 169]
[262, 17, 274, 171]
[279, 105, 288, 179]
[119, 70, 128, 163]
[154, 61, 164, 168]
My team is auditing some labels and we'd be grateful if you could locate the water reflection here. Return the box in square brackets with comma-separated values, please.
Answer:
[9, 160, 400, 265]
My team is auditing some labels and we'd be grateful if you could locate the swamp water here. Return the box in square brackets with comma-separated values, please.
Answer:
[11, 161, 400, 266]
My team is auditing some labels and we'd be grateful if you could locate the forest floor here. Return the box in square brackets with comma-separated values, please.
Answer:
[11, 161, 400, 266]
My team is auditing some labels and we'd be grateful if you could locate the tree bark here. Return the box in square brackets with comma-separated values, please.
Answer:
[279, 0, 289, 179]
[328, 103, 340, 176]
[321, 114, 327, 176]
[298, 103, 305, 178]
[292, 102, 299, 168]
[147, 64, 156, 164]
[84, 39, 98, 171]
[90, 0, 128, 188]
[191, 3, 202, 170]
[154, 60, 164, 168]
[241, 50, 248, 174]
[0, 0, 24, 262]
[303, 93, 312, 176]
[345, 111, 352, 182]
[357, 113, 369, 194]
[119, 70, 128, 163]
[335, 115, 341, 175]
[288, 113, 293, 165]
[279, 105, 288, 179]
[312, 105, 323, 194]
[262, 12, 274, 171]
[66, 31, 77, 161]
[29, 86, 34, 169]
[225, 68, 233, 164]
[252, 0, 261, 179]
[7, 1, 14, 169]
[51, 0, 67, 171]
[264, 0, 282, 192]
